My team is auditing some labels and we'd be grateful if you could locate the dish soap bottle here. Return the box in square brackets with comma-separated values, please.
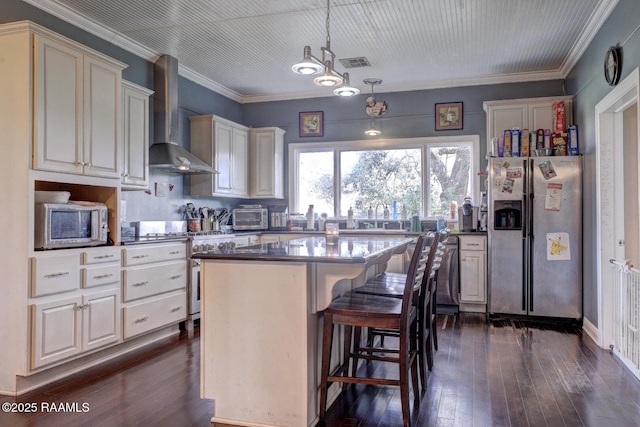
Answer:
[306, 204, 315, 230]
[383, 205, 389, 220]
[367, 205, 374, 219]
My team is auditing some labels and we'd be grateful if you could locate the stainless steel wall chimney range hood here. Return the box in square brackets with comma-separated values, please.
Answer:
[149, 55, 217, 175]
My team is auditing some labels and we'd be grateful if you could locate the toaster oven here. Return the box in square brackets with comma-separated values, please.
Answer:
[232, 208, 268, 230]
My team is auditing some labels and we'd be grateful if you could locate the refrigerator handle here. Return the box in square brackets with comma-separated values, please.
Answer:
[529, 158, 534, 312]
[521, 158, 528, 311]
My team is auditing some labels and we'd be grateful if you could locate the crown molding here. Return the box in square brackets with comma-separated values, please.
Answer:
[560, 0, 619, 77]
[21, 0, 241, 101]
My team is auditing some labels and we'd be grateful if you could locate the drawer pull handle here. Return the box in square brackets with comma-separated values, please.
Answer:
[467, 243, 480, 246]
[132, 254, 149, 259]
[132, 281, 149, 287]
[169, 251, 182, 255]
[170, 306, 182, 313]
[45, 272, 70, 279]
[134, 316, 149, 324]
[95, 254, 115, 259]
[93, 273, 114, 280]
[169, 274, 183, 280]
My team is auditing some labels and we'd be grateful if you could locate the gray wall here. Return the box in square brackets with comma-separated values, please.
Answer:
[565, 0, 640, 326]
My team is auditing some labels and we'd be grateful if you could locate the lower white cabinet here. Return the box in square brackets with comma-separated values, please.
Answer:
[123, 291, 187, 339]
[121, 242, 188, 339]
[458, 235, 487, 307]
[31, 286, 121, 369]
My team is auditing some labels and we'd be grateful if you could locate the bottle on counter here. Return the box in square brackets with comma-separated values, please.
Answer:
[450, 201, 457, 219]
[347, 206, 354, 229]
[367, 205, 374, 219]
[306, 204, 315, 230]
[392, 200, 398, 220]
[383, 205, 389, 219]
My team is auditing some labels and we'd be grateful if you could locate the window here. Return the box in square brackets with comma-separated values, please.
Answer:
[289, 136, 480, 219]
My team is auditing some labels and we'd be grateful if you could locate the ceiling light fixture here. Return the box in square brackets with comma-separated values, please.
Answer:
[292, 0, 359, 97]
[364, 78, 385, 136]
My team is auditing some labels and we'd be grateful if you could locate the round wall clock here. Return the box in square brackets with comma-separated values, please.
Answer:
[604, 46, 622, 86]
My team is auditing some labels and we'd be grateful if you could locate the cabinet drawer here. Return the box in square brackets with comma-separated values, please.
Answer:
[122, 261, 187, 301]
[122, 243, 186, 266]
[82, 264, 121, 288]
[123, 291, 187, 339]
[82, 248, 121, 265]
[459, 236, 486, 251]
[31, 254, 80, 297]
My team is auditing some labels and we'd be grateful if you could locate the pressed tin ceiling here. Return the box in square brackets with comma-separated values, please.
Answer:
[23, 0, 618, 103]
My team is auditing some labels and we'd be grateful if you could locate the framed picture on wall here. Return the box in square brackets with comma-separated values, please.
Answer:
[299, 111, 324, 137]
[435, 102, 463, 130]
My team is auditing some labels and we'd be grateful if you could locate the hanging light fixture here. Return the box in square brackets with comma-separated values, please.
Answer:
[364, 78, 386, 136]
[333, 72, 359, 97]
[292, 0, 359, 96]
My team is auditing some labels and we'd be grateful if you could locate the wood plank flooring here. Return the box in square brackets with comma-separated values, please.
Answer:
[1, 314, 639, 427]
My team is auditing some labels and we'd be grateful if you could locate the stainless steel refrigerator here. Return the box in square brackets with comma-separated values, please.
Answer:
[488, 156, 582, 319]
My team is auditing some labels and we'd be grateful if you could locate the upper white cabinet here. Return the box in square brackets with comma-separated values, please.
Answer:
[249, 127, 286, 199]
[483, 96, 573, 145]
[190, 115, 249, 198]
[121, 80, 153, 190]
[33, 33, 125, 178]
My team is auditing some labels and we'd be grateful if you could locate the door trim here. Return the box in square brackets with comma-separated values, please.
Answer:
[595, 67, 640, 348]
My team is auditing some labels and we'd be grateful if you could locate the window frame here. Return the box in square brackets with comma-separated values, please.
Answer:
[288, 135, 480, 218]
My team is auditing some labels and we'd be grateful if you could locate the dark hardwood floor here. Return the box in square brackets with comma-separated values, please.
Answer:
[2, 314, 639, 427]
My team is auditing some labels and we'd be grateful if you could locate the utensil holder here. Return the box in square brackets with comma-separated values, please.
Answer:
[188, 219, 201, 232]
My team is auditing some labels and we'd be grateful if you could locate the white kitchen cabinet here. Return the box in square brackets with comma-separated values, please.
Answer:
[121, 80, 153, 190]
[123, 291, 187, 339]
[30, 246, 123, 369]
[121, 242, 187, 339]
[33, 34, 125, 178]
[31, 295, 82, 369]
[458, 235, 487, 310]
[483, 96, 573, 150]
[249, 127, 286, 198]
[82, 287, 121, 352]
[190, 115, 249, 197]
[31, 286, 120, 369]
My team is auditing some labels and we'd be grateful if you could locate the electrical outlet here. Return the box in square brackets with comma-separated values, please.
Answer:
[155, 182, 169, 197]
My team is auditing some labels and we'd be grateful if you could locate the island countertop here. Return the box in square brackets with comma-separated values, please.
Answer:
[192, 235, 414, 264]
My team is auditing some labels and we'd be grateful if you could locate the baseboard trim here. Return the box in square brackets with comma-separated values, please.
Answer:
[7, 325, 181, 396]
[582, 317, 601, 347]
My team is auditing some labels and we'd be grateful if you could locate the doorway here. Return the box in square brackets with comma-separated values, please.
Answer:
[595, 67, 640, 349]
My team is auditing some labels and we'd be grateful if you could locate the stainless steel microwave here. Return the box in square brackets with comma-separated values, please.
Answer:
[35, 202, 109, 250]
[232, 208, 268, 230]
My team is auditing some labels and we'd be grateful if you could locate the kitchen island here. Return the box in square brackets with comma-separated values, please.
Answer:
[194, 235, 413, 427]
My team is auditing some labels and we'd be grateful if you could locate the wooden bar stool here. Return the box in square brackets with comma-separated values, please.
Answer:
[352, 232, 439, 391]
[318, 234, 431, 427]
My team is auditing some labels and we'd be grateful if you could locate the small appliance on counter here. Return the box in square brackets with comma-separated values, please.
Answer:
[458, 197, 478, 232]
[268, 205, 288, 231]
[232, 205, 268, 231]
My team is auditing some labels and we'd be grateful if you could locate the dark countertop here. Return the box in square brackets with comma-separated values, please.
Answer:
[193, 235, 413, 264]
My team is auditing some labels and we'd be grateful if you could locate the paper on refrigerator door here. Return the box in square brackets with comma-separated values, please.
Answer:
[544, 183, 563, 211]
[547, 232, 571, 260]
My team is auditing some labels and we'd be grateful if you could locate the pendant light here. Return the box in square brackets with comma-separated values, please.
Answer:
[333, 72, 360, 97]
[292, 0, 359, 96]
[364, 78, 385, 136]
